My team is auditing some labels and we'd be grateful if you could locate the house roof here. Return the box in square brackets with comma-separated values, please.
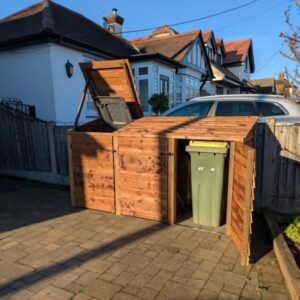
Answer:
[249, 78, 275, 87]
[215, 38, 225, 56]
[202, 30, 213, 43]
[0, 0, 137, 57]
[223, 38, 255, 72]
[130, 29, 201, 62]
[130, 26, 213, 77]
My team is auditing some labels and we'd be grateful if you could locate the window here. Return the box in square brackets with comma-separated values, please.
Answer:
[256, 102, 285, 116]
[138, 67, 148, 75]
[131, 68, 135, 76]
[206, 47, 213, 61]
[216, 53, 222, 65]
[216, 101, 257, 116]
[139, 79, 149, 111]
[175, 86, 182, 105]
[160, 75, 169, 95]
[168, 102, 213, 117]
[244, 58, 248, 71]
[216, 86, 224, 95]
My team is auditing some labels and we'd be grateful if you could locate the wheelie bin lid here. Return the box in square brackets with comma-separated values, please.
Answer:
[186, 141, 229, 154]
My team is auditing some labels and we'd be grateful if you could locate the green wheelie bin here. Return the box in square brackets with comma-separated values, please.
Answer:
[186, 141, 229, 227]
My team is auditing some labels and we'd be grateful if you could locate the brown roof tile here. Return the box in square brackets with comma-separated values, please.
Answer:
[223, 38, 252, 65]
[202, 30, 212, 43]
[130, 30, 201, 62]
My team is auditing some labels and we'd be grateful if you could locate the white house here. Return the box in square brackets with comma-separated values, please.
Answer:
[129, 25, 213, 114]
[0, 1, 137, 124]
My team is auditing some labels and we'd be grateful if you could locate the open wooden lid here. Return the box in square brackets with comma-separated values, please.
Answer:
[80, 59, 143, 119]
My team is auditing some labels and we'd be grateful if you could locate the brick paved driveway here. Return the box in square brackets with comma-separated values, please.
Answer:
[0, 177, 290, 300]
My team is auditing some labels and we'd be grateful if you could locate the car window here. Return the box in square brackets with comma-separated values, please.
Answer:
[256, 102, 285, 116]
[215, 101, 257, 116]
[168, 101, 213, 117]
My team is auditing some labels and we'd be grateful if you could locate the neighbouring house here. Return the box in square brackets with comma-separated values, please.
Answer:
[128, 25, 213, 113]
[127, 22, 256, 113]
[0, 0, 137, 124]
[0, 1, 258, 120]
[250, 73, 300, 97]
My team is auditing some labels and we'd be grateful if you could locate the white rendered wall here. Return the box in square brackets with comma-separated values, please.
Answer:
[49, 43, 104, 125]
[0, 44, 56, 121]
[228, 56, 251, 82]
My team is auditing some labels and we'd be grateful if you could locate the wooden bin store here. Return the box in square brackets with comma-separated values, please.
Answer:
[68, 59, 257, 266]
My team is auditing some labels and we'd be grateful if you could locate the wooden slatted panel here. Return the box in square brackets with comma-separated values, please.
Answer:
[68, 132, 115, 212]
[116, 136, 168, 221]
[80, 59, 143, 119]
[229, 142, 256, 266]
[116, 116, 257, 143]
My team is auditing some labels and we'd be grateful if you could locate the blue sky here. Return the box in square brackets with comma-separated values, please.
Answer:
[1, 0, 297, 79]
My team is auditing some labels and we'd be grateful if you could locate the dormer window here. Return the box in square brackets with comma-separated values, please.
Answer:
[206, 46, 213, 61]
[244, 57, 248, 71]
[216, 53, 222, 65]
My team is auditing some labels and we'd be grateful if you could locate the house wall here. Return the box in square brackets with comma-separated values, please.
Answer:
[131, 60, 175, 114]
[228, 56, 251, 81]
[49, 43, 104, 125]
[0, 44, 56, 121]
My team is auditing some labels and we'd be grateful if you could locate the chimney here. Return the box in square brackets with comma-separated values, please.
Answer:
[278, 72, 285, 80]
[103, 8, 124, 35]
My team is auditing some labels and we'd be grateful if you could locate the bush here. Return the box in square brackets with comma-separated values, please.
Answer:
[148, 93, 169, 115]
[285, 216, 300, 244]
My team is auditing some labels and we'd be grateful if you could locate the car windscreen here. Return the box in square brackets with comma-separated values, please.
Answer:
[167, 101, 213, 117]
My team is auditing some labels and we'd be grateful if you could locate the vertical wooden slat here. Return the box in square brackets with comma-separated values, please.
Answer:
[168, 139, 177, 225]
[226, 142, 235, 236]
[67, 132, 76, 206]
[113, 135, 121, 215]
[241, 146, 255, 266]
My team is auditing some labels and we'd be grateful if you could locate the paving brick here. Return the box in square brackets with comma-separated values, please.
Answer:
[72, 293, 92, 300]
[8, 288, 33, 300]
[113, 271, 136, 286]
[75, 271, 99, 286]
[121, 254, 151, 269]
[85, 278, 122, 299]
[52, 272, 78, 288]
[112, 292, 142, 300]
[197, 289, 218, 300]
[218, 291, 239, 300]
[146, 270, 172, 291]
[129, 273, 153, 288]
[136, 287, 158, 300]
[30, 285, 74, 300]
[241, 284, 261, 300]
[81, 259, 112, 274]
[159, 281, 199, 300]
[204, 280, 224, 293]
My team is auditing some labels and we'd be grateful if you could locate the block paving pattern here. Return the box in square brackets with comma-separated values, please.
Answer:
[0, 178, 290, 299]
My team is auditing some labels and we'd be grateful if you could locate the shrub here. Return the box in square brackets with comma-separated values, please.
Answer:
[148, 93, 169, 115]
[285, 216, 300, 244]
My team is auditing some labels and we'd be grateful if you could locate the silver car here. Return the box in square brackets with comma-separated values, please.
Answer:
[163, 94, 300, 123]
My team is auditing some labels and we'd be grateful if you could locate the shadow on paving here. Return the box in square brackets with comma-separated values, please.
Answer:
[0, 177, 81, 234]
[0, 220, 165, 298]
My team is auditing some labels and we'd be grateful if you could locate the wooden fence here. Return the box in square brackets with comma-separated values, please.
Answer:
[0, 103, 299, 213]
[0, 104, 70, 185]
[255, 120, 300, 213]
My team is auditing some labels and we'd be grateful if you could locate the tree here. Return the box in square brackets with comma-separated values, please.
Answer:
[148, 93, 169, 115]
[280, 1, 300, 87]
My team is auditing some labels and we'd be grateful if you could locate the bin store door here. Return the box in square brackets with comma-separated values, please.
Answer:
[226, 142, 256, 266]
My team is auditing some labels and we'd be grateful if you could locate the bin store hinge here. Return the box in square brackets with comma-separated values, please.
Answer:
[160, 152, 174, 156]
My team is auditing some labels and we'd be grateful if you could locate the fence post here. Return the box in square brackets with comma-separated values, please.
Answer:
[47, 122, 58, 183]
